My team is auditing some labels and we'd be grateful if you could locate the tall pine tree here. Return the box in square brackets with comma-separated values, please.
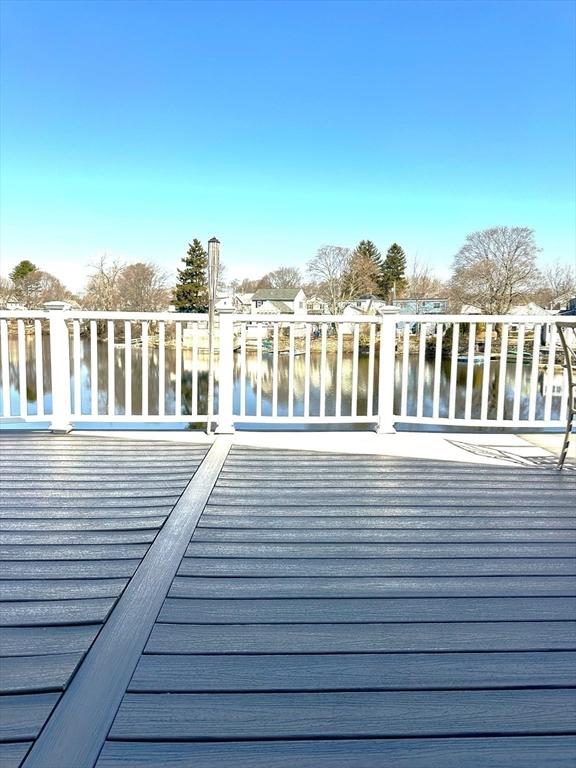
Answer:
[379, 243, 408, 302]
[173, 239, 209, 312]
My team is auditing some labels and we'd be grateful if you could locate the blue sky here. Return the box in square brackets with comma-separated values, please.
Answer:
[1, 0, 574, 290]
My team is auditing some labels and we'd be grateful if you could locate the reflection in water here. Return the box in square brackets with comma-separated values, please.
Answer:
[3, 335, 565, 424]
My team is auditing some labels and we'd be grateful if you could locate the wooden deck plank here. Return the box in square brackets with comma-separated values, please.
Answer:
[1, 653, 83, 693]
[0, 508, 172, 520]
[0, 625, 100, 656]
[96, 736, 576, 768]
[158, 596, 576, 624]
[178, 557, 576, 576]
[109, 689, 576, 740]
[0, 579, 128, 601]
[146, 621, 576, 654]
[131, 650, 576, 692]
[0, 598, 116, 626]
[0, 693, 59, 741]
[170, 575, 576, 598]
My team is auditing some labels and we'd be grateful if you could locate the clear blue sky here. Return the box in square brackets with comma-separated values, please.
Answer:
[1, 0, 574, 290]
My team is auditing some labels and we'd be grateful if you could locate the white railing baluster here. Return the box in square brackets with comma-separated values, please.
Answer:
[528, 323, 541, 422]
[448, 322, 459, 419]
[174, 322, 181, 417]
[256, 323, 262, 416]
[416, 322, 426, 418]
[141, 321, 148, 417]
[124, 321, 132, 417]
[497, 323, 509, 421]
[480, 322, 493, 421]
[464, 323, 476, 421]
[400, 322, 410, 416]
[351, 324, 359, 417]
[432, 322, 443, 419]
[90, 320, 98, 415]
[72, 320, 81, 415]
[319, 322, 327, 417]
[0, 319, 10, 417]
[191, 321, 198, 417]
[335, 323, 343, 417]
[17, 319, 27, 417]
[107, 320, 115, 417]
[288, 323, 295, 417]
[304, 322, 311, 418]
[34, 319, 44, 417]
[158, 321, 165, 417]
[272, 323, 279, 417]
[544, 324, 556, 422]
[367, 323, 376, 417]
[376, 312, 396, 432]
[240, 322, 247, 417]
[512, 324, 525, 421]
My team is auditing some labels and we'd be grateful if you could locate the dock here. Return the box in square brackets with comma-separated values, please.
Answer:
[1, 431, 575, 767]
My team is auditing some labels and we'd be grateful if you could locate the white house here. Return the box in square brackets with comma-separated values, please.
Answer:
[251, 288, 307, 315]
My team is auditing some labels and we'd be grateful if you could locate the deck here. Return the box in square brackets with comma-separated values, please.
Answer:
[1, 431, 575, 767]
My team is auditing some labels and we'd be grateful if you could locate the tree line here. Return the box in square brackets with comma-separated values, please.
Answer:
[1, 227, 574, 314]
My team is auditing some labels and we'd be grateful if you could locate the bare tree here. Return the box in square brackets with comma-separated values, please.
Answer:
[342, 250, 380, 298]
[0, 277, 15, 307]
[81, 255, 125, 310]
[266, 266, 302, 289]
[8, 269, 74, 308]
[307, 246, 352, 313]
[116, 262, 171, 311]
[406, 258, 445, 300]
[449, 227, 541, 314]
[533, 260, 576, 309]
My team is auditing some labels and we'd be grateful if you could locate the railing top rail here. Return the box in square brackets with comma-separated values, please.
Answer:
[231, 313, 387, 323]
[0, 310, 210, 321]
[397, 314, 575, 324]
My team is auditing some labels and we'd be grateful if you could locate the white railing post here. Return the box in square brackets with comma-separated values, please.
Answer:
[47, 304, 72, 433]
[215, 308, 235, 434]
[376, 309, 398, 433]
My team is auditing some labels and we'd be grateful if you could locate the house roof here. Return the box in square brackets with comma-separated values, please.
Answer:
[254, 299, 294, 313]
[252, 288, 302, 301]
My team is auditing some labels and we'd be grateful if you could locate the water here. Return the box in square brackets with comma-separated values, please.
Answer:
[3, 336, 565, 426]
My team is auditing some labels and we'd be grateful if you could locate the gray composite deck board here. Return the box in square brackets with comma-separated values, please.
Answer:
[97, 736, 576, 768]
[0, 578, 128, 601]
[109, 689, 576, 740]
[0, 517, 167, 531]
[0, 597, 116, 626]
[199, 514, 576, 529]
[1, 652, 83, 693]
[0, 530, 157, 545]
[0, 544, 149, 560]
[205, 503, 576, 516]
[178, 556, 576, 576]
[146, 620, 576, 654]
[0, 693, 59, 740]
[0, 743, 32, 768]
[131, 650, 576, 692]
[1, 560, 140, 579]
[170, 574, 576, 598]
[193, 527, 576, 542]
[0, 625, 100, 656]
[158, 596, 576, 624]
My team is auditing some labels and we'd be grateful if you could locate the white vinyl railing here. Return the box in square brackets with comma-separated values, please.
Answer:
[0, 308, 574, 432]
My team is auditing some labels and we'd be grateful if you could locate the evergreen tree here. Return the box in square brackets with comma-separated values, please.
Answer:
[10, 260, 37, 282]
[343, 240, 382, 297]
[379, 243, 408, 301]
[173, 239, 209, 312]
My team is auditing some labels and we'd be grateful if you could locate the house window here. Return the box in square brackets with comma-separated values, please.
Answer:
[255, 300, 263, 308]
